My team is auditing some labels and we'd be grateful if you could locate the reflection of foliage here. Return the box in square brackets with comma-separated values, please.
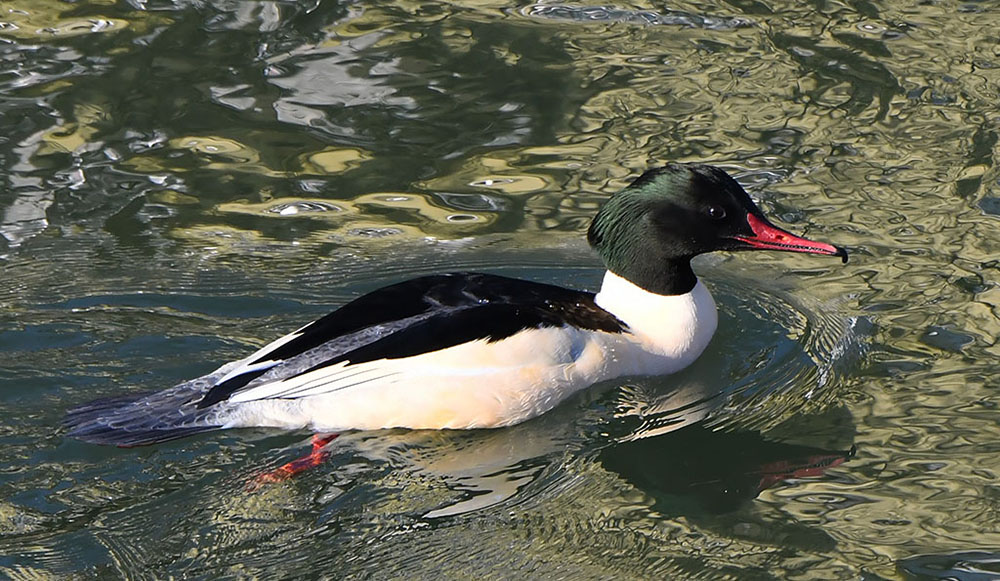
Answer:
[0, 0, 135, 41]
[208, 190, 498, 244]
[122, 137, 371, 179]
[2, 0, 605, 249]
[774, 33, 900, 120]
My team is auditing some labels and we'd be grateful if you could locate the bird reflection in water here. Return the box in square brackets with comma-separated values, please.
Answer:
[253, 375, 855, 521]
[600, 423, 854, 515]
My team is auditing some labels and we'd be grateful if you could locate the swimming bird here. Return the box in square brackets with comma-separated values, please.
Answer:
[65, 163, 847, 447]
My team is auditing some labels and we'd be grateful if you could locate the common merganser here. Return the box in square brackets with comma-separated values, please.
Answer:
[65, 163, 847, 447]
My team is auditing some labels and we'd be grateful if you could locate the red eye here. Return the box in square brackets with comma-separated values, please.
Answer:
[707, 206, 726, 219]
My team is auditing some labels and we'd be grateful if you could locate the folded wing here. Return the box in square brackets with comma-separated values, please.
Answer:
[197, 273, 626, 406]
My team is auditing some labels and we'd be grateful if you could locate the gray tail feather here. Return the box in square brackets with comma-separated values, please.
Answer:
[64, 383, 225, 447]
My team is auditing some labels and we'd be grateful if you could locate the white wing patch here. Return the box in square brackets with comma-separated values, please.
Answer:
[215, 359, 281, 386]
[227, 361, 402, 403]
[244, 325, 308, 362]
[211, 327, 307, 386]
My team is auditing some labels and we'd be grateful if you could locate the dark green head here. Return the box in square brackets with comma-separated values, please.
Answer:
[587, 163, 847, 295]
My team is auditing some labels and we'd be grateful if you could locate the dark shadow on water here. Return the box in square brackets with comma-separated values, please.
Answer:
[600, 422, 855, 516]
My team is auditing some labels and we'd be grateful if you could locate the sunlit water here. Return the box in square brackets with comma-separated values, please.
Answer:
[2, 0, 999, 578]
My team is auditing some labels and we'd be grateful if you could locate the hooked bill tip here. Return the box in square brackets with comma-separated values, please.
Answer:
[834, 245, 849, 264]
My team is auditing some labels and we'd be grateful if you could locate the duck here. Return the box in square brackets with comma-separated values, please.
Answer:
[65, 163, 847, 447]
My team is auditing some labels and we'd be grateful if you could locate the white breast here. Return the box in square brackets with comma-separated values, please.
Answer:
[593, 271, 718, 375]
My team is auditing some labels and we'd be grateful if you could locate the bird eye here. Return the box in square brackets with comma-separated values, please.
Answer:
[706, 206, 726, 219]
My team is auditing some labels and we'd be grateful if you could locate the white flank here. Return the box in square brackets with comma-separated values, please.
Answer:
[220, 271, 718, 433]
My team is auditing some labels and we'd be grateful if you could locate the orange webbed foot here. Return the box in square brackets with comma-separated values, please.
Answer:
[254, 433, 339, 486]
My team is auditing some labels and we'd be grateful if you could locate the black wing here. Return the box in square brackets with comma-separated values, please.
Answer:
[196, 273, 626, 407]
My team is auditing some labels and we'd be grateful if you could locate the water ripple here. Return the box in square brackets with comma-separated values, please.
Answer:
[1, 0, 999, 577]
[521, 4, 754, 30]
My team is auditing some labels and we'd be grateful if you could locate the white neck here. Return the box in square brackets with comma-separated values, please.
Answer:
[594, 270, 718, 361]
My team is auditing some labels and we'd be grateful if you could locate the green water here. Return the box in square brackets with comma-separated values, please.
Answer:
[2, 1, 999, 578]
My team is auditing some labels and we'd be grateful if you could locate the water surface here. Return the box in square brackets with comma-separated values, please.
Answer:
[2, 0, 999, 578]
